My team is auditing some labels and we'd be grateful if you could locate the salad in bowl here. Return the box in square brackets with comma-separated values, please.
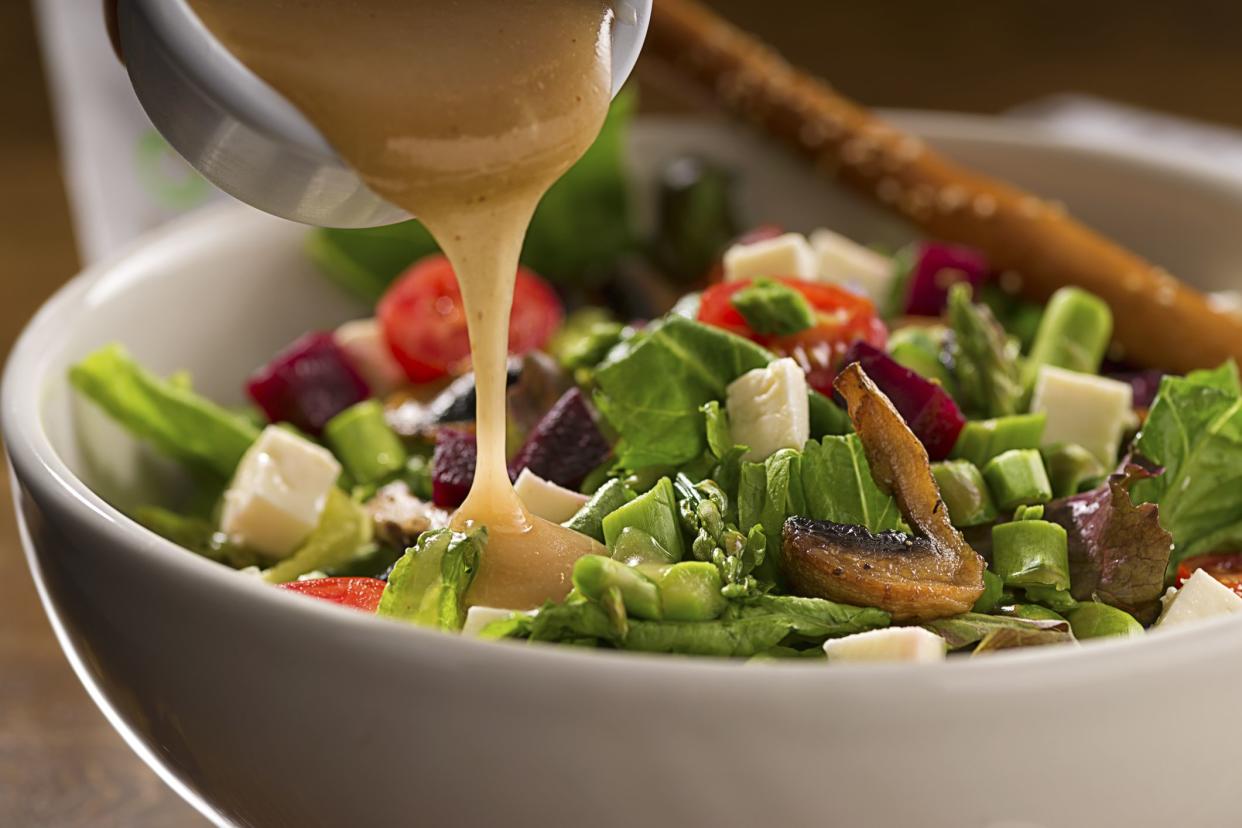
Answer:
[64, 99, 1242, 664]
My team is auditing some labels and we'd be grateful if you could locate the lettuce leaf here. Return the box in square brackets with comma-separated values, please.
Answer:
[593, 315, 773, 469]
[738, 448, 803, 577]
[376, 527, 485, 631]
[736, 436, 900, 584]
[309, 91, 636, 299]
[131, 505, 260, 569]
[262, 488, 374, 584]
[69, 344, 260, 479]
[800, 435, 902, 531]
[924, 612, 1070, 651]
[1133, 363, 1242, 570]
[1044, 463, 1173, 623]
[497, 593, 888, 657]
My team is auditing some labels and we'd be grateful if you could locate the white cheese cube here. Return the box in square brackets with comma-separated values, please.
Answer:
[1156, 569, 1242, 629]
[1030, 366, 1133, 466]
[722, 233, 817, 283]
[513, 468, 589, 523]
[726, 357, 810, 462]
[462, 605, 521, 637]
[335, 318, 406, 396]
[220, 426, 342, 559]
[823, 626, 947, 663]
[809, 228, 894, 303]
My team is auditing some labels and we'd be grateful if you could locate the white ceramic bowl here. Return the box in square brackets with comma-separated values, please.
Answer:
[7, 115, 1242, 828]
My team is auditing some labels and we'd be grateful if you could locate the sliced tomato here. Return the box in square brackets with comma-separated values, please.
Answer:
[1176, 553, 1242, 596]
[378, 254, 563, 382]
[276, 577, 387, 613]
[698, 277, 888, 395]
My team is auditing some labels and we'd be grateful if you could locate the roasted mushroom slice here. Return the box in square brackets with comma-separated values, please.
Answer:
[782, 363, 985, 622]
[784, 517, 985, 622]
[366, 481, 448, 549]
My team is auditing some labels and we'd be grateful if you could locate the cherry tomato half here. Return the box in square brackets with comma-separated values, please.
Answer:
[378, 254, 563, 382]
[1177, 553, 1242, 596]
[698, 277, 888, 395]
[276, 577, 387, 613]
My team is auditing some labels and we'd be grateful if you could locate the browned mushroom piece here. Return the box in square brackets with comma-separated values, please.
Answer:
[366, 481, 448, 550]
[782, 363, 985, 622]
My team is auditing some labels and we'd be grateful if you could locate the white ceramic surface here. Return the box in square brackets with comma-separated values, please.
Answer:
[7, 114, 1242, 828]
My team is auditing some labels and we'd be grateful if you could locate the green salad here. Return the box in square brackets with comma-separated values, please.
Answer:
[70, 98, 1242, 662]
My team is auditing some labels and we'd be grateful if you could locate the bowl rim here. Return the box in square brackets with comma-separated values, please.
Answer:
[7, 110, 1242, 684]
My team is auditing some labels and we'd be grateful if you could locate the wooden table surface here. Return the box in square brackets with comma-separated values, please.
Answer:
[5, 1, 1242, 825]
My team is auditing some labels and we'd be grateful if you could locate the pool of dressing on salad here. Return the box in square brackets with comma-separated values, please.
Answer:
[189, 0, 613, 609]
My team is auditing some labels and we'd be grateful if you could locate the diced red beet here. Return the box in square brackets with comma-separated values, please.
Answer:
[1106, 369, 1164, 410]
[842, 341, 965, 460]
[246, 332, 371, 434]
[903, 242, 990, 317]
[509, 388, 612, 490]
[431, 428, 479, 508]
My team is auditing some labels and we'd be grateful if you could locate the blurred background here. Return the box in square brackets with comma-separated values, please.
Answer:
[3, 0, 1242, 824]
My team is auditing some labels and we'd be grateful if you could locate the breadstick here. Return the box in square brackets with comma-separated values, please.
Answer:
[647, 0, 1242, 373]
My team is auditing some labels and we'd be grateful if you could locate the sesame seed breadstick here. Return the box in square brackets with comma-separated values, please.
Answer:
[647, 0, 1242, 372]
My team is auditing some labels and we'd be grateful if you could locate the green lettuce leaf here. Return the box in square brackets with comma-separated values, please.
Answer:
[924, 612, 1070, 651]
[69, 344, 260, 479]
[1186, 359, 1241, 393]
[308, 91, 636, 299]
[496, 593, 888, 657]
[1133, 364, 1242, 569]
[947, 283, 1022, 419]
[131, 505, 260, 569]
[262, 488, 374, 584]
[738, 448, 804, 579]
[800, 435, 902, 531]
[376, 527, 485, 630]
[593, 315, 773, 469]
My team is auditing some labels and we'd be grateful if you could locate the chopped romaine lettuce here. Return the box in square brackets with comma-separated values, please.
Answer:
[69, 344, 260, 479]
[376, 527, 486, 631]
[923, 612, 1071, 651]
[132, 505, 260, 569]
[594, 315, 773, 469]
[491, 593, 888, 657]
[800, 434, 902, 532]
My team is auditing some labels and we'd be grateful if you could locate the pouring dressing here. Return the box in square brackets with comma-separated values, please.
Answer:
[188, 0, 615, 608]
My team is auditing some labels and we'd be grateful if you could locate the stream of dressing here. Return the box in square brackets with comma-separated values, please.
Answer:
[189, 0, 613, 609]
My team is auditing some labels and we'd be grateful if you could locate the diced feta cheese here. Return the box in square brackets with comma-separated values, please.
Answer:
[335, 318, 406, 396]
[823, 626, 947, 663]
[513, 468, 589, 523]
[1156, 569, 1242, 629]
[462, 605, 520, 637]
[809, 228, 894, 303]
[726, 357, 810, 462]
[220, 425, 342, 559]
[1030, 366, 1134, 466]
[722, 233, 817, 283]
